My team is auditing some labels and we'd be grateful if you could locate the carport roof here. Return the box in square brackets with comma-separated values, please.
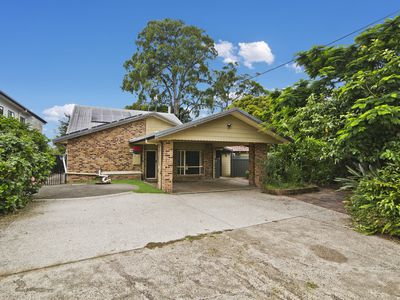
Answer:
[130, 108, 290, 144]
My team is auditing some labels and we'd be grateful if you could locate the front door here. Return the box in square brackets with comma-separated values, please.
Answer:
[145, 151, 156, 179]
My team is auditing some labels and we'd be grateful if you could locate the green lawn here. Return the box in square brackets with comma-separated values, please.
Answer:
[112, 179, 164, 193]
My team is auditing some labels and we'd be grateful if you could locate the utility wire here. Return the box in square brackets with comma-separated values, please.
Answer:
[240, 8, 400, 83]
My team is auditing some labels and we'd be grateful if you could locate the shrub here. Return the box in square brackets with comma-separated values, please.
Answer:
[341, 140, 400, 237]
[0, 116, 54, 213]
[265, 137, 337, 186]
[346, 162, 400, 236]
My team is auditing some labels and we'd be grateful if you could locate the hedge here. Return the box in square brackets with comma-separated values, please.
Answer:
[0, 116, 54, 213]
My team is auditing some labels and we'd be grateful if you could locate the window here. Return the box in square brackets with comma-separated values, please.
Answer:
[177, 150, 203, 175]
[8, 110, 15, 118]
[20, 116, 25, 123]
[0, 106, 3, 115]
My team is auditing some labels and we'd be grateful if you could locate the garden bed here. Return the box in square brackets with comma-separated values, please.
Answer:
[262, 184, 319, 195]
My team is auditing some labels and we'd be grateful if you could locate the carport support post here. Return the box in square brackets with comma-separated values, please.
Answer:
[254, 143, 268, 187]
[248, 144, 255, 186]
[161, 141, 174, 193]
[249, 143, 268, 188]
[204, 143, 213, 179]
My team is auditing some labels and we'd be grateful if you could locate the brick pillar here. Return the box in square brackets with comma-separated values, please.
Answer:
[254, 143, 268, 188]
[204, 143, 213, 179]
[248, 144, 255, 186]
[161, 141, 173, 193]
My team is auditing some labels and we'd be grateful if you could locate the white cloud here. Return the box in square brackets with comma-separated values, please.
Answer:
[238, 41, 274, 68]
[43, 104, 75, 122]
[215, 40, 239, 64]
[286, 62, 303, 73]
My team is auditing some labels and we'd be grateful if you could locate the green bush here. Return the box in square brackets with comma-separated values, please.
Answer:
[342, 140, 400, 237]
[346, 162, 400, 236]
[265, 137, 337, 186]
[0, 116, 54, 213]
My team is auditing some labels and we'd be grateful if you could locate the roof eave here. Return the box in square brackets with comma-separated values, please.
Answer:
[0, 90, 47, 124]
[54, 111, 177, 143]
[129, 108, 290, 144]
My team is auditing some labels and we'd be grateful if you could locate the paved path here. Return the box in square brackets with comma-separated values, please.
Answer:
[0, 190, 399, 299]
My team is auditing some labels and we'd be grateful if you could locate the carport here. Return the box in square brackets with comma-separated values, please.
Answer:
[173, 177, 255, 194]
[130, 108, 289, 193]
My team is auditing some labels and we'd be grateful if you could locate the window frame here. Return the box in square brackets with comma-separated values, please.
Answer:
[20, 116, 26, 124]
[176, 150, 204, 176]
[0, 106, 3, 116]
[8, 110, 15, 118]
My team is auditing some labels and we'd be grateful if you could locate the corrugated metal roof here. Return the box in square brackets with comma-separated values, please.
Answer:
[66, 105, 181, 134]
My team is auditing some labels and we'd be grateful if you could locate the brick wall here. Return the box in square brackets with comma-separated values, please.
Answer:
[161, 141, 173, 193]
[66, 120, 146, 180]
[203, 143, 213, 179]
[67, 173, 141, 184]
[254, 143, 268, 187]
[248, 144, 255, 185]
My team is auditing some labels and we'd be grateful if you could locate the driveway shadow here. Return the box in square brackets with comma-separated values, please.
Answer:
[34, 184, 135, 199]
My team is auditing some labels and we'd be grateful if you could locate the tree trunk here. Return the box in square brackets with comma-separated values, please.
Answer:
[172, 79, 179, 117]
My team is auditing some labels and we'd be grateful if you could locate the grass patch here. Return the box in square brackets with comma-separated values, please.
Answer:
[305, 281, 319, 290]
[112, 179, 164, 193]
[145, 230, 230, 249]
[265, 182, 308, 189]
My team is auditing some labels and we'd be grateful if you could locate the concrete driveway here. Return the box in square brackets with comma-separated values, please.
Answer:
[0, 190, 399, 299]
[173, 177, 254, 193]
[34, 184, 135, 199]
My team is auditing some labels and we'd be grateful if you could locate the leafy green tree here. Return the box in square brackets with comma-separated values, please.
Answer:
[125, 102, 168, 113]
[231, 16, 400, 237]
[125, 102, 192, 122]
[122, 18, 217, 120]
[54, 114, 70, 154]
[231, 94, 273, 123]
[211, 63, 266, 111]
[0, 116, 54, 213]
[233, 16, 400, 179]
[335, 42, 400, 163]
[295, 17, 400, 164]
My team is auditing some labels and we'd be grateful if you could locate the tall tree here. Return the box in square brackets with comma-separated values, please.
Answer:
[54, 114, 70, 154]
[211, 63, 266, 111]
[122, 19, 217, 121]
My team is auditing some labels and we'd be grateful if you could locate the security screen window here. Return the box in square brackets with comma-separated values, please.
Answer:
[177, 150, 203, 175]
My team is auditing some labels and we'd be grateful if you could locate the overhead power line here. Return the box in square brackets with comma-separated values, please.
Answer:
[242, 8, 400, 82]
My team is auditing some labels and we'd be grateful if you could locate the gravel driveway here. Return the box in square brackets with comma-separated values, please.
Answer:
[0, 190, 399, 299]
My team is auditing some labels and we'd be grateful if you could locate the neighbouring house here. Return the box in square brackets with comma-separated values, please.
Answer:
[217, 146, 249, 178]
[0, 90, 47, 132]
[54, 105, 289, 192]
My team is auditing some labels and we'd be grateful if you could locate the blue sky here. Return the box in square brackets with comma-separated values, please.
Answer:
[0, 0, 398, 137]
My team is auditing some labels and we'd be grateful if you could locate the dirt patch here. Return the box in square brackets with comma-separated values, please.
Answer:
[310, 244, 348, 263]
[289, 188, 349, 214]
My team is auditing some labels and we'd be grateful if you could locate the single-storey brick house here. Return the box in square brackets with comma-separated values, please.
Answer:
[54, 105, 288, 192]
